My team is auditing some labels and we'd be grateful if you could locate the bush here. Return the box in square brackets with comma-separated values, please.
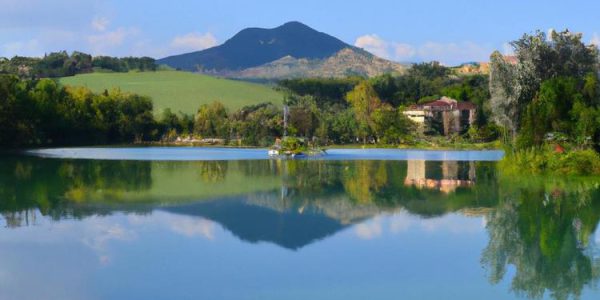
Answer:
[501, 147, 600, 176]
[548, 149, 600, 175]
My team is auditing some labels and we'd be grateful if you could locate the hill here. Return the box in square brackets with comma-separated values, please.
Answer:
[158, 21, 349, 72]
[59, 71, 283, 114]
[157, 21, 406, 79]
[227, 48, 405, 79]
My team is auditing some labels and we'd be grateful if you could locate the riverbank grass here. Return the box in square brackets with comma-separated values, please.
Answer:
[500, 146, 600, 176]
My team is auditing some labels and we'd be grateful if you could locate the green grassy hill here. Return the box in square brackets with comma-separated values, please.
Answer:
[59, 71, 283, 114]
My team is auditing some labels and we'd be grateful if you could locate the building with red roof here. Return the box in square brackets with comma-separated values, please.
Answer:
[403, 97, 477, 135]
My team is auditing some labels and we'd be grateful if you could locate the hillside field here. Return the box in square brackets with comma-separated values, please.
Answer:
[59, 71, 283, 114]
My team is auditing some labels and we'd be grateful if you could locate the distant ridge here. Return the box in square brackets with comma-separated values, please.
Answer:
[158, 21, 406, 79]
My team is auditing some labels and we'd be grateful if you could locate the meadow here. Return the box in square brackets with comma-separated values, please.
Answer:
[59, 71, 283, 114]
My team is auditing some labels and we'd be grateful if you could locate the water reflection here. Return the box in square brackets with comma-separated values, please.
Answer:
[1, 155, 600, 299]
[405, 160, 476, 193]
[481, 179, 600, 300]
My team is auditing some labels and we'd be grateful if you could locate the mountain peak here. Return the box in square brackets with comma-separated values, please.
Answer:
[158, 21, 350, 71]
[157, 22, 405, 79]
[279, 21, 311, 29]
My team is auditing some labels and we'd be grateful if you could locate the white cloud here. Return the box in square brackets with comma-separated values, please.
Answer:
[355, 34, 494, 66]
[547, 28, 555, 41]
[392, 43, 416, 61]
[170, 32, 218, 52]
[502, 42, 515, 56]
[590, 33, 600, 46]
[355, 217, 383, 240]
[168, 217, 216, 239]
[352, 211, 485, 240]
[87, 27, 140, 55]
[127, 212, 217, 240]
[419, 41, 492, 64]
[1, 39, 41, 57]
[82, 221, 136, 265]
[354, 34, 391, 59]
[91, 17, 110, 32]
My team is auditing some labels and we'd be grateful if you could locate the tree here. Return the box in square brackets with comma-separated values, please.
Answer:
[194, 101, 229, 138]
[489, 51, 521, 142]
[489, 30, 599, 146]
[346, 81, 382, 143]
[371, 104, 413, 144]
[230, 103, 282, 146]
[286, 95, 319, 138]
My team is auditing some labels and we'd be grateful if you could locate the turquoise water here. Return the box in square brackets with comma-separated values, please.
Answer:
[2, 148, 599, 300]
[26, 147, 505, 161]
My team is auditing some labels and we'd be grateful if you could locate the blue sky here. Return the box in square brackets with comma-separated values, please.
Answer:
[2, 0, 599, 65]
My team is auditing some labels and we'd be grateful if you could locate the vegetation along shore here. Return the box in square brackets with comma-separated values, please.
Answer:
[2, 29, 600, 175]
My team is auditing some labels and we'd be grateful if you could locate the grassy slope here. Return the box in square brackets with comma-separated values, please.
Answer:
[59, 71, 283, 114]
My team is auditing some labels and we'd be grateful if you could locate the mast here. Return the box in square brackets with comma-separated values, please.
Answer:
[283, 105, 289, 137]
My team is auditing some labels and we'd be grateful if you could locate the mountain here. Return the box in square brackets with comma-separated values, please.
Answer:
[157, 21, 406, 79]
[226, 48, 405, 80]
[159, 21, 348, 71]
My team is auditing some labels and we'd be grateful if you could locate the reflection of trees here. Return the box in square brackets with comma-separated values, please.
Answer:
[0, 156, 152, 226]
[0, 157, 500, 227]
[482, 184, 600, 300]
[195, 161, 228, 183]
[274, 160, 498, 218]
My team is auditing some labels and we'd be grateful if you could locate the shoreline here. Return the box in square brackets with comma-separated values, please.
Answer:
[2, 141, 503, 154]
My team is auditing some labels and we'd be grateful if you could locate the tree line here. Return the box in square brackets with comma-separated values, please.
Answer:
[0, 51, 157, 79]
[0, 61, 495, 148]
[3, 28, 599, 155]
[489, 29, 600, 174]
[0, 75, 155, 147]
[161, 63, 494, 146]
[490, 29, 600, 150]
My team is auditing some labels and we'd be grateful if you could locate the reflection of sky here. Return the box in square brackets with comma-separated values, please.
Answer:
[354, 211, 486, 240]
[0, 210, 596, 300]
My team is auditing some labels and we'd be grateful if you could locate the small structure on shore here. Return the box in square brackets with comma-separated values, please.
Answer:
[403, 97, 477, 135]
[268, 137, 325, 158]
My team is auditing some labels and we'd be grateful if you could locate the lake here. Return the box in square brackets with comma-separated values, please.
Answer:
[2, 148, 600, 300]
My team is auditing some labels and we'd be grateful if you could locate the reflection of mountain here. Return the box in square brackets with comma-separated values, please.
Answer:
[4, 154, 600, 299]
[163, 194, 360, 250]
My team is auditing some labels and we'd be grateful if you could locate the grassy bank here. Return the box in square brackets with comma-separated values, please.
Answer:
[59, 71, 284, 114]
[325, 140, 501, 150]
[499, 147, 600, 176]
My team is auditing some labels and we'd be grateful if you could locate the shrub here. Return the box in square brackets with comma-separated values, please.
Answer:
[501, 147, 600, 176]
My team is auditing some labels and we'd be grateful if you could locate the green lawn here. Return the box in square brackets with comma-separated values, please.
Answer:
[59, 71, 283, 114]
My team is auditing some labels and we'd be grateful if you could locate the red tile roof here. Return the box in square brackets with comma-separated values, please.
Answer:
[407, 97, 476, 111]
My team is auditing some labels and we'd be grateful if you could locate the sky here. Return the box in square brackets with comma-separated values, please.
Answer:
[2, 0, 600, 65]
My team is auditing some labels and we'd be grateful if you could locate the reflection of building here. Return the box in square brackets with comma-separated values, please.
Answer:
[404, 160, 476, 193]
[403, 97, 476, 135]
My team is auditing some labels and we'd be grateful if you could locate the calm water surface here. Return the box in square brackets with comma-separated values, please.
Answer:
[1, 148, 600, 300]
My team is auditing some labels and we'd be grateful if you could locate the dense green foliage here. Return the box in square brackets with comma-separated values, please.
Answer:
[490, 30, 600, 175]
[56, 62, 490, 148]
[0, 51, 156, 78]
[490, 30, 600, 148]
[275, 62, 493, 144]
[500, 146, 600, 176]
[0, 75, 155, 147]
[278, 77, 361, 106]
[59, 71, 284, 114]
